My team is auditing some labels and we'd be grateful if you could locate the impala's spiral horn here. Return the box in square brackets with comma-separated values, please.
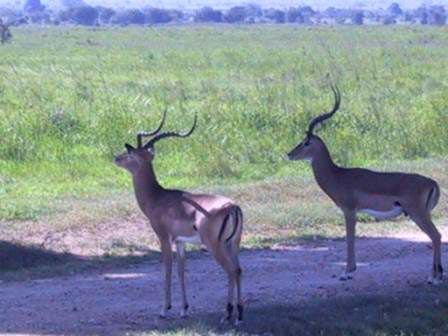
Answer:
[307, 84, 341, 137]
[143, 113, 197, 149]
[136, 108, 168, 148]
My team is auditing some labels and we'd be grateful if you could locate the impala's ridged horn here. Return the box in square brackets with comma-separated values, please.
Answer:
[307, 84, 341, 136]
[143, 113, 197, 149]
[137, 108, 168, 148]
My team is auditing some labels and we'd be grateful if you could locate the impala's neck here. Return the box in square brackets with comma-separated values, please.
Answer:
[132, 163, 164, 211]
[310, 142, 339, 192]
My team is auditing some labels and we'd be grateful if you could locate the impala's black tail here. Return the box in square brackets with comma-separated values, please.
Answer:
[426, 183, 440, 212]
[218, 206, 243, 243]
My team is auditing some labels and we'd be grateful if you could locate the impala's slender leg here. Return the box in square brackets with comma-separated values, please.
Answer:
[341, 210, 357, 280]
[206, 242, 238, 323]
[408, 210, 443, 283]
[228, 240, 243, 323]
[160, 239, 173, 318]
[175, 241, 189, 317]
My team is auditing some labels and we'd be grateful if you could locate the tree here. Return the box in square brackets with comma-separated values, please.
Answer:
[428, 6, 446, 25]
[70, 6, 99, 25]
[194, 7, 222, 23]
[387, 3, 402, 16]
[351, 11, 364, 25]
[111, 9, 145, 25]
[224, 6, 247, 23]
[144, 8, 172, 24]
[23, 0, 45, 13]
[265, 9, 285, 23]
[287, 7, 304, 23]
[96, 6, 115, 24]
[0, 19, 12, 44]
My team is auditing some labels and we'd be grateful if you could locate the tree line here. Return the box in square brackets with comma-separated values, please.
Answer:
[0, 0, 446, 27]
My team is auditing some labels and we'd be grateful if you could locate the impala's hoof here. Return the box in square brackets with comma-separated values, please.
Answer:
[428, 277, 443, 285]
[234, 319, 243, 327]
[159, 305, 171, 318]
[180, 308, 189, 318]
[339, 271, 354, 281]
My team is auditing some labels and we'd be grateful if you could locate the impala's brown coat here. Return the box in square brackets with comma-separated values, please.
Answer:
[288, 85, 443, 282]
[115, 114, 244, 323]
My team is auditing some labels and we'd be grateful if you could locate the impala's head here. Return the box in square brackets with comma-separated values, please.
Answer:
[287, 84, 341, 162]
[114, 109, 197, 173]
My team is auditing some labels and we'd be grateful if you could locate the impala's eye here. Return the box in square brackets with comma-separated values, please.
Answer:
[304, 141, 310, 147]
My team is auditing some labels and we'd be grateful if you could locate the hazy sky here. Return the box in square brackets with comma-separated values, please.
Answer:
[0, 0, 446, 10]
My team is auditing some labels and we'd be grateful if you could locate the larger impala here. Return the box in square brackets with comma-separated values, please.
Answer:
[288, 85, 442, 283]
[114, 110, 244, 324]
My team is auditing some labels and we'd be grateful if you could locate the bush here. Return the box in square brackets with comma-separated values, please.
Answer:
[194, 7, 222, 23]
[144, 8, 172, 24]
[111, 9, 145, 25]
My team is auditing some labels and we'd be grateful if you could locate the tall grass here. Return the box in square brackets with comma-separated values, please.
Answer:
[0, 25, 447, 220]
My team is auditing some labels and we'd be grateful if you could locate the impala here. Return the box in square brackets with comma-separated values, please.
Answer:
[288, 85, 442, 283]
[114, 110, 244, 324]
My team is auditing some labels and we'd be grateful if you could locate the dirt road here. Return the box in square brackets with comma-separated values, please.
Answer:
[0, 229, 447, 335]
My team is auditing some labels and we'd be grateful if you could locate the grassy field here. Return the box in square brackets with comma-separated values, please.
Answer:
[0, 25, 448, 335]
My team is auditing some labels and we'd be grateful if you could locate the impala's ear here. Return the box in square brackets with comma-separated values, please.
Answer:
[125, 143, 135, 153]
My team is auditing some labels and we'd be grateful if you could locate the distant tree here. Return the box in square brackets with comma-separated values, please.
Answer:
[144, 8, 172, 24]
[428, 6, 446, 25]
[194, 7, 222, 22]
[111, 9, 145, 25]
[23, 0, 45, 13]
[298, 6, 316, 17]
[0, 19, 12, 44]
[387, 3, 402, 16]
[69, 6, 98, 25]
[96, 6, 115, 24]
[224, 6, 247, 23]
[265, 8, 285, 23]
[351, 11, 364, 25]
[245, 4, 263, 18]
[287, 7, 304, 23]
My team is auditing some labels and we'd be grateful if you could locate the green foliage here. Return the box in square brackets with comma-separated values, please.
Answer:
[0, 26, 447, 216]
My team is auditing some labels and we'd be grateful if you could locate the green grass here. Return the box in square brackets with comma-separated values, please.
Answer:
[1, 25, 448, 222]
[1, 25, 448, 336]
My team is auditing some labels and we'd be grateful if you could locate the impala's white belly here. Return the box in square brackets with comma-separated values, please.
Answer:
[174, 233, 202, 245]
[359, 205, 403, 220]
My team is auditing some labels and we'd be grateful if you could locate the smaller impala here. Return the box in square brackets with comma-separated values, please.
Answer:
[114, 110, 244, 324]
[288, 85, 443, 283]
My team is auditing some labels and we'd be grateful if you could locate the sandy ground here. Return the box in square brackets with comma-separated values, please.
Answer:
[0, 228, 447, 335]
